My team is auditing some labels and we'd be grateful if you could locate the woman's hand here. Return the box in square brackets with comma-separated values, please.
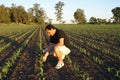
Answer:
[42, 56, 47, 62]
[42, 52, 49, 62]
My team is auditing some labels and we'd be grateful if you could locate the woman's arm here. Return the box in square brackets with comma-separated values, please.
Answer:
[43, 43, 55, 53]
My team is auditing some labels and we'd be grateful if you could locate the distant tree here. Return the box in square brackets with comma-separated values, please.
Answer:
[48, 18, 53, 24]
[38, 8, 46, 25]
[0, 4, 11, 23]
[89, 17, 107, 24]
[27, 8, 34, 22]
[11, 4, 19, 23]
[33, 3, 40, 23]
[73, 8, 86, 24]
[97, 18, 102, 24]
[101, 19, 107, 24]
[112, 7, 120, 23]
[0, 4, 5, 23]
[17, 6, 28, 24]
[89, 17, 97, 24]
[33, 4, 45, 25]
[71, 20, 75, 23]
[10, 4, 29, 24]
[108, 19, 111, 24]
[0, 3, 46, 24]
[55, 1, 64, 24]
[62, 21, 66, 24]
[97, 18, 107, 24]
[5, 7, 11, 24]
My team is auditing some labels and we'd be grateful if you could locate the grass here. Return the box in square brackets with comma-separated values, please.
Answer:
[0, 24, 37, 36]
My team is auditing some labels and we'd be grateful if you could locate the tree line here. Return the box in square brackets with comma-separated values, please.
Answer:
[73, 7, 120, 24]
[0, 1, 120, 24]
[0, 3, 46, 25]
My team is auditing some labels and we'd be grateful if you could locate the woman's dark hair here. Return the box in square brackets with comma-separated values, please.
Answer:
[45, 24, 56, 30]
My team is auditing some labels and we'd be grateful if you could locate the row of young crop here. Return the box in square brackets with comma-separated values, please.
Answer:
[65, 32, 120, 79]
[0, 28, 36, 53]
[74, 29, 120, 48]
[69, 38, 120, 79]
[55, 24, 120, 79]
[38, 26, 45, 80]
[69, 30, 120, 51]
[0, 27, 39, 79]
[0, 26, 51, 80]
[67, 32, 120, 61]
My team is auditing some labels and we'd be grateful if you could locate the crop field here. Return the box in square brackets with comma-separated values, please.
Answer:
[0, 24, 120, 80]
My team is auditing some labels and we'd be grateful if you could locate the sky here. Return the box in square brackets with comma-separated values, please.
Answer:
[0, 0, 120, 24]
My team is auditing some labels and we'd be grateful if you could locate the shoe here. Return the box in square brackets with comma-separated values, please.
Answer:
[55, 61, 64, 69]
